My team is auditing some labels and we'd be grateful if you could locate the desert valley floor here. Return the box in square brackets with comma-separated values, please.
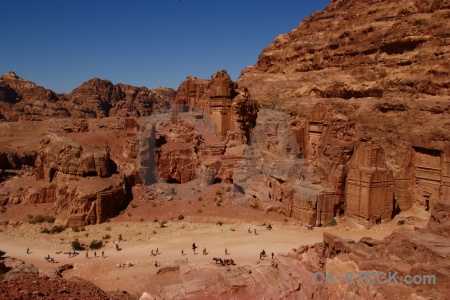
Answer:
[0, 195, 428, 297]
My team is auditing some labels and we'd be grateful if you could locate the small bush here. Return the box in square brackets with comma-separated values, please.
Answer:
[118, 234, 123, 241]
[80, 227, 86, 231]
[71, 239, 84, 251]
[217, 221, 223, 226]
[216, 191, 222, 196]
[160, 221, 167, 228]
[105, 226, 111, 231]
[40, 228, 51, 234]
[89, 240, 103, 250]
[131, 203, 137, 208]
[178, 215, 185, 220]
[102, 234, 111, 240]
[34, 215, 45, 223]
[216, 199, 222, 206]
[153, 218, 158, 223]
[329, 219, 337, 227]
[50, 226, 64, 234]
[72, 226, 80, 232]
[45, 216, 56, 223]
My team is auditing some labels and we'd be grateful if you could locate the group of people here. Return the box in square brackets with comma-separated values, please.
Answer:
[85, 250, 105, 259]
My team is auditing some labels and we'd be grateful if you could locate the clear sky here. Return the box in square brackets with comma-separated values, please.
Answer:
[1, 0, 330, 93]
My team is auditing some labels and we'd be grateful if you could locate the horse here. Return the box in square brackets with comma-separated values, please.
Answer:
[213, 257, 223, 264]
[224, 259, 235, 265]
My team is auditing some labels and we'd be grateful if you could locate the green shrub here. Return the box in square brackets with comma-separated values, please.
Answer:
[105, 226, 111, 231]
[153, 218, 158, 223]
[329, 219, 337, 227]
[50, 226, 64, 234]
[40, 228, 51, 234]
[217, 220, 223, 226]
[72, 226, 80, 232]
[89, 240, 103, 250]
[34, 215, 45, 223]
[71, 239, 84, 251]
[102, 234, 111, 240]
[45, 216, 56, 223]
[178, 215, 185, 220]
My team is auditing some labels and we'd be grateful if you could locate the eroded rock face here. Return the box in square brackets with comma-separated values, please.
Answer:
[35, 136, 115, 181]
[29, 136, 129, 226]
[154, 121, 204, 183]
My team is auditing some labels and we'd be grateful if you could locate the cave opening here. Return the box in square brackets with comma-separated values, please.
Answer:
[213, 177, 222, 184]
[167, 177, 181, 184]
[155, 136, 167, 148]
[391, 196, 401, 219]
[49, 168, 56, 182]
[83, 171, 98, 177]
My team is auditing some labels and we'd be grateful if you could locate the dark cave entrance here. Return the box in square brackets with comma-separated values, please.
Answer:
[391, 196, 401, 219]
[49, 168, 56, 182]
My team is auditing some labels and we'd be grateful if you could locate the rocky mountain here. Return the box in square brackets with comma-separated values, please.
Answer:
[238, 0, 450, 227]
[0, 72, 176, 120]
[241, 0, 450, 102]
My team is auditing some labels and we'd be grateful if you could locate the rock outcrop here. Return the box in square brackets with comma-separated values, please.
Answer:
[35, 136, 116, 181]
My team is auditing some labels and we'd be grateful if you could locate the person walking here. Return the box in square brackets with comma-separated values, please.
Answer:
[102, 251, 104, 258]
[225, 248, 228, 255]
[26, 248, 29, 254]
[86, 251, 89, 259]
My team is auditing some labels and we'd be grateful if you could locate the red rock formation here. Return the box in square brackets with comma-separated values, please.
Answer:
[0, 72, 176, 120]
[345, 144, 394, 225]
[238, 0, 450, 226]
[35, 136, 116, 181]
[154, 121, 204, 183]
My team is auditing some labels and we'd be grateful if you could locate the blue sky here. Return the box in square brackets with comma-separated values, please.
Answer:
[1, 0, 330, 93]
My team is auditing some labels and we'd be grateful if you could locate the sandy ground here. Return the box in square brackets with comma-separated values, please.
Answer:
[0, 215, 398, 297]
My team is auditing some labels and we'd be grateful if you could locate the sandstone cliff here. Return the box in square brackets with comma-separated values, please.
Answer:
[237, 0, 450, 226]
